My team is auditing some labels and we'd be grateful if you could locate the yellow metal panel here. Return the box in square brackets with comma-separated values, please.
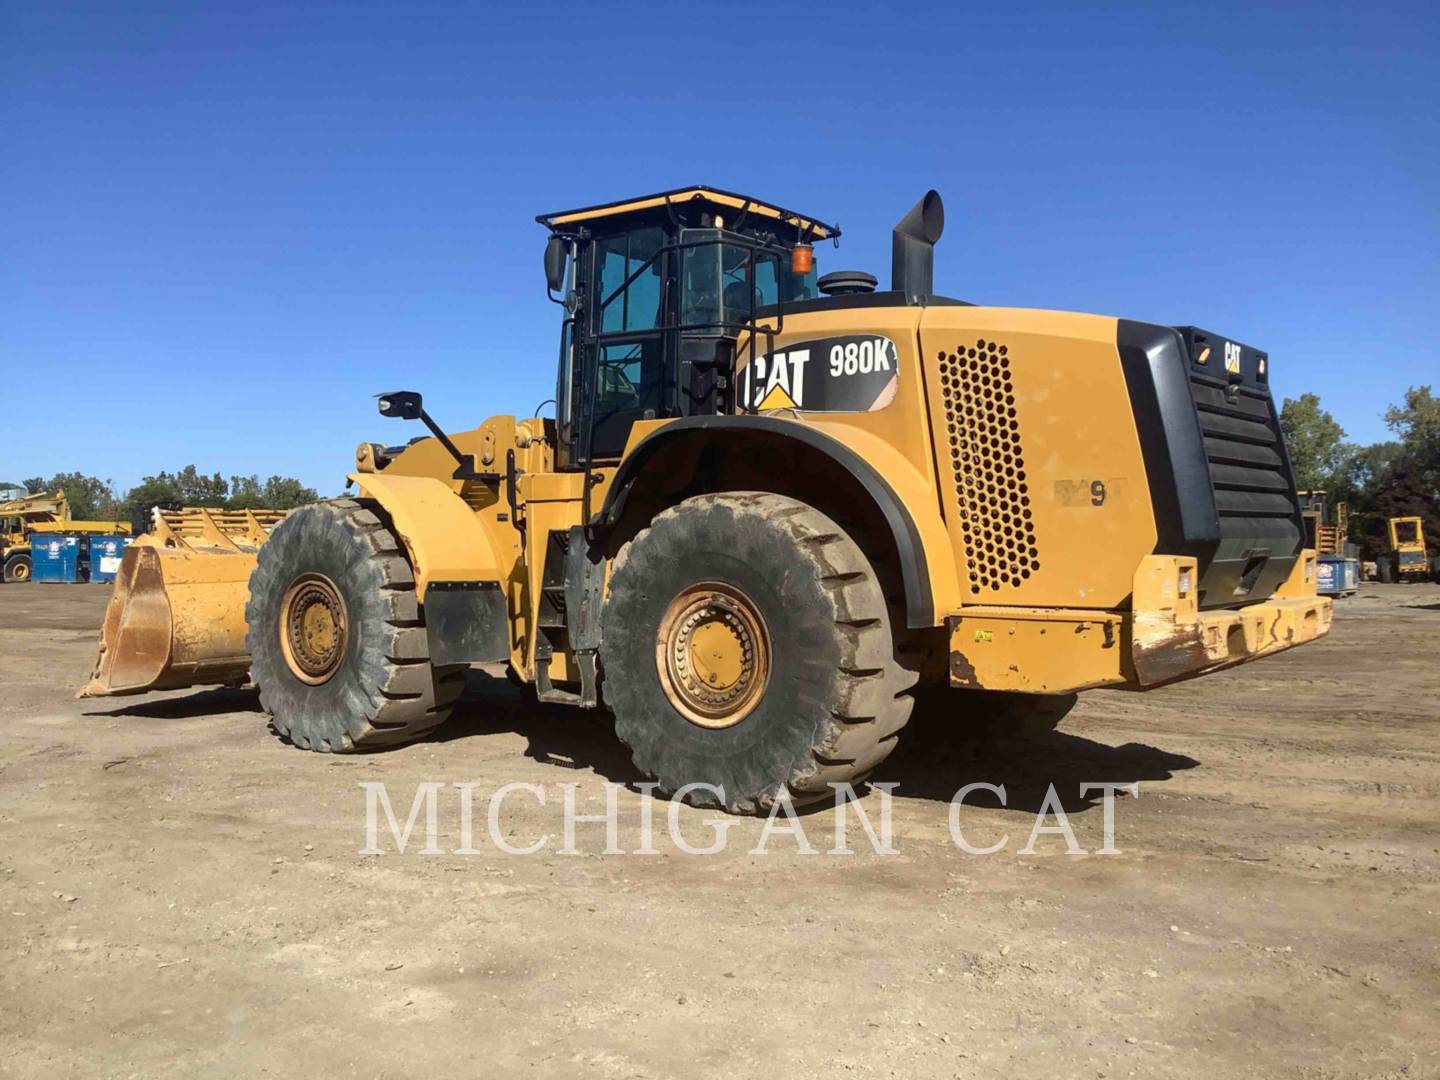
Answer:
[785, 416, 962, 621]
[948, 607, 1128, 692]
[1129, 553, 1331, 686]
[945, 554, 1331, 694]
[732, 305, 962, 621]
[919, 307, 1157, 611]
[350, 472, 503, 599]
[525, 470, 587, 503]
[30, 520, 131, 536]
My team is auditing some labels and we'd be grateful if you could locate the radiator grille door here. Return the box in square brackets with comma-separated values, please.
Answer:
[1188, 370, 1303, 603]
[936, 338, 1039, 595]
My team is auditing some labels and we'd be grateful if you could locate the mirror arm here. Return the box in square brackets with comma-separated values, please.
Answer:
[417, 408, 497, 483]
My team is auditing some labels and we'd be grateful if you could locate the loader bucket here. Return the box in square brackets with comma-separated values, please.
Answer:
[78, 508, 287, 698]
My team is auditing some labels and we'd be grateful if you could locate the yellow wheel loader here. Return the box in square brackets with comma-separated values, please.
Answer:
[83, 186, 1332, 812]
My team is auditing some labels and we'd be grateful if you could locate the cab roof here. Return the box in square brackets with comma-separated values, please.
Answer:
[536, 185, 839, 241]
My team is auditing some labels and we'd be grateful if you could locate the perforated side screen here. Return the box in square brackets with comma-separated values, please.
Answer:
[936, 338, 1040, 594]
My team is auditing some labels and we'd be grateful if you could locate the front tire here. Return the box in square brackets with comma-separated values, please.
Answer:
[245, 498, 465, 752]
[3, 553, 31, 583]
[600, 492, 918, 814]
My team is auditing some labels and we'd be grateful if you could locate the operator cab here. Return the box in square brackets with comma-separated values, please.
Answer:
[537, 186, 838, 467]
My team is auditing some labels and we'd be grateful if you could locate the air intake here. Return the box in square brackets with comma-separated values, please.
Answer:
[817, 270, 878, 296]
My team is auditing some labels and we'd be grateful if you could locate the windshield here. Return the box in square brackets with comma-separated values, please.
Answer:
[680, 229, 816, 333]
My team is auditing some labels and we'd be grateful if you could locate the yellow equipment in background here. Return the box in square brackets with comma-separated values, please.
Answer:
[1378, 516, 1434, 583]
[81, 184, 1332, 813]
[1298, 490, 1348, 557]
[1, 491, 131, 583]
[80, 508, 286, 695]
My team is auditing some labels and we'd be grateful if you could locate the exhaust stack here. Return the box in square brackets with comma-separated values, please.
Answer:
[891, 190, 945, 297]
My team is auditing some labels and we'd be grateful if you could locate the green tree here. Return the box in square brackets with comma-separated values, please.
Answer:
[259, 475, 318, 509]
[121, 467, 317, 522]
[1331, 441, 1403, 512]
[17, 472, 120, 521]
[1280, 393, 1351, 492]
[117, 473, 183, 525]
[227, 475, 265, 510]
[174, 465, 229, 507]
[1384, 385, 1440, 455]
[1364, 448, 1440, 560]
[228, 475, 316, 510]
[1364, 385, 1440, 558]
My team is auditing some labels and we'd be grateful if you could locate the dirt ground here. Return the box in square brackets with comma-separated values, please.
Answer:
[1, 583, 1437, 1079]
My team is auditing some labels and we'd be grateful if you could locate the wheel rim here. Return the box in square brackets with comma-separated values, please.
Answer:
[12, 561, 29, 582]
[656, 582, 770, 729]
[278, 574, 348, 685]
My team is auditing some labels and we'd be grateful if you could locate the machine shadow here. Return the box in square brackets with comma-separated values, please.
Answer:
[85, 687, 264, 720]
[81, 671, 1199, 814]
[432, 670, 1199, 815]
[427, 669, 646, 786]
[882, 703, 1201, 815]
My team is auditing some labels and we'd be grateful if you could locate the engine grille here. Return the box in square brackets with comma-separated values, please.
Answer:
[1187, 369, 1303, 602]
[936, 338, 1039, 594]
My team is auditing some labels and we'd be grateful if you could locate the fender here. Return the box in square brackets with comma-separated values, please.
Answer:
[596, 416, 940, 628]
[348, 471, 508, 665]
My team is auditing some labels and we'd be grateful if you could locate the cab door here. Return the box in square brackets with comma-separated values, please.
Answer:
[573, 225, 668, 465]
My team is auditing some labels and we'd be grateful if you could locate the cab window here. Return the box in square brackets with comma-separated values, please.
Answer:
[755, 254, 817, 305]
[680, 231, 758, 332]
[681, 232, 817, 332]
[594, 227, 663, 333]
[586, 339, 663, 459]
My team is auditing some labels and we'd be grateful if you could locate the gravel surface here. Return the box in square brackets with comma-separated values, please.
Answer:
[2, 583, 1437, 1078]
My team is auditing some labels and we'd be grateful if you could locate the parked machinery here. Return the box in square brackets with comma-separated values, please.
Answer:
[0, 491, 130, 583]
[83, 185, 1332, 813]
[1376, 516, 1436, 583]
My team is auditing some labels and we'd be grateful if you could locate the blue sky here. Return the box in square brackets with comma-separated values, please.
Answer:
[2, 1, 1436, 495]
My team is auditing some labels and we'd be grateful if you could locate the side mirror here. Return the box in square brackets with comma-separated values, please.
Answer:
[378, 391, 423, 420]
[544, 235, 568, 294]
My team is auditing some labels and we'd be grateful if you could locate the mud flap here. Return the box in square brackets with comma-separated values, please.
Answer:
[423, 580, 509, 665]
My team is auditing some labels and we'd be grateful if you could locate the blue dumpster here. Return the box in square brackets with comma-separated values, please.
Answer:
[1316, 555, 1358, 597]
[30, 535, 83, 583]
[88, 535, 133, 584]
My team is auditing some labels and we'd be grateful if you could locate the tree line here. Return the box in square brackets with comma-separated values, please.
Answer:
[1280, 385, 1439, 558]
[11, 466, 320, 524]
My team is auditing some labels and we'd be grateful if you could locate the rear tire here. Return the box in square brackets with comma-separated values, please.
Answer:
[3, 553, 31, 583]
[600, 492, 918, 814]
[1376, 557, 1394, 584]
[245, 498, 465, 752]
